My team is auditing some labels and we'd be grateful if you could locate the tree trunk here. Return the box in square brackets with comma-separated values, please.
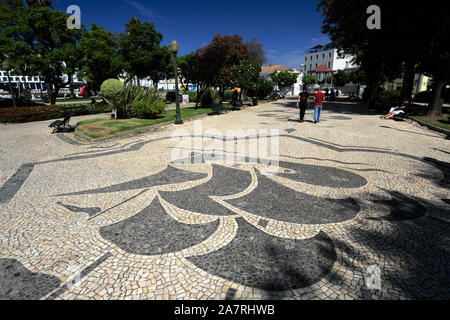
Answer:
[49, 85, 60, 105]
[401, 60, 415, 102]
[195, 84, 200, 109]
[69, 74, 76, 98]
[427, 75, 446, 117]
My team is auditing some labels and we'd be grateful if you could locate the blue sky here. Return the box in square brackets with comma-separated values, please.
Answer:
[53, 0, 330, 69]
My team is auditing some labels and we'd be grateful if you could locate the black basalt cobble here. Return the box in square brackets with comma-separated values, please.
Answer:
[0, 163, 35, 204]
[0, 259, 61, 300]
[226, 171, 360, 224]
[100, 198, 219, 256]
[187, 218, 337, 291]
[274, 160, 368, 188]
[159, 164, 252, 216]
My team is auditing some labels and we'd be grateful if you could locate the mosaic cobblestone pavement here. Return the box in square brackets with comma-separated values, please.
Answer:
[0, 100, 449, 300]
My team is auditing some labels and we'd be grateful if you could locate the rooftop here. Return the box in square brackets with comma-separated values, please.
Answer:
[261, 64, 290, 73]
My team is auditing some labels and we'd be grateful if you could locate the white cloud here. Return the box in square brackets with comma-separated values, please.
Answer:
[125, 0, 167, 23]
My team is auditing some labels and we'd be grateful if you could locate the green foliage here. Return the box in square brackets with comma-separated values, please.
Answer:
[229, 61, 262, 94]
[119, 18, 168, 82]
[0, 2, 82, 104]
[197, 34, 250, 89]
[252, 77, 274, 99]
[223, 90, 234, 100]
[376, 90, 401, 105]
[270, 71, 298, 89]
[100, 79, 124, 100]
[246, 38, 267, 64]
[332, 70, 350, 87]
[188, 91, 197, 102]
[200, 89, 220, 107]
[303, 75, 317, 85]
[79, 24, 124, 91]
[0, 102, 110, 123]
[102, 83, 162, 119]
[131, 100, 165, 119]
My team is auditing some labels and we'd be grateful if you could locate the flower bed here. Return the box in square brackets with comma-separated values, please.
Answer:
[0, 102, 111, 123]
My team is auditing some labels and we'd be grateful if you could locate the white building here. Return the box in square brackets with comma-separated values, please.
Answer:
[260, 64, 303, 95]
[0, 69, 85, 95]
[303, 43, 357, 80]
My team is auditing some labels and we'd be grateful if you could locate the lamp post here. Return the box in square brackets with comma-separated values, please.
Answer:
[170, 40, 183, 125]
[2, 61, 17, 107]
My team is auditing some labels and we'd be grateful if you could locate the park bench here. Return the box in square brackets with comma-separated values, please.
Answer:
[49, 113, 72, 133]
[210, 104, 228, 114]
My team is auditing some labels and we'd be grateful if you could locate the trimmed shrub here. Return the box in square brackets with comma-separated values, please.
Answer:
[200, 89, 219, 107]
[131, 100, 165, 119]
[100, 79, 123, 100]
[0, 102, 111, 123]
[223, 90, 234, 100]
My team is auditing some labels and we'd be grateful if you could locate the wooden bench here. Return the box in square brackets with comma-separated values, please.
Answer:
[49, 113, 72, 133]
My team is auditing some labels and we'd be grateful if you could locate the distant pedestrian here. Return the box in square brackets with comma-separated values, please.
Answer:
[325, 88, 329, 101]
[296, 88, 309, 123]
[313, 88, 325, 124]
[330, 88, 335, 101]
[335, 89, 339, 100]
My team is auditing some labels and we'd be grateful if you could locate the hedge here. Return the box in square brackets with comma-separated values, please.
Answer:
[0, 102, 111, 123]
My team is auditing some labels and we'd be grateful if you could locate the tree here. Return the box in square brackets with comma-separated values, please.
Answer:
[247, 38, 267, 64]
[177, 52, 199, 93]
[119, 18, 170, 86]
[333, 70, 349, 87]
[79, 24, 124, 91]
[196, 34, 249, 103]
[349, 68, 366, 95]
[270, 71, 298, 90]
[318, 0, 449, 108]
[229, 61, 262, 99]
[302, 75, 318, 85]
[1, 2, 82, 104]
[419, 14, 450, 117]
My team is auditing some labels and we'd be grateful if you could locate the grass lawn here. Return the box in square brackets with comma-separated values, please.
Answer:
[410, 115, 450, 131]
[408, 104, 450, 131]
[76, 105, 233, 139]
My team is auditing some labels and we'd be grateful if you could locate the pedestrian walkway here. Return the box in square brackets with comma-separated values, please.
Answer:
[0, 98, 449, 300]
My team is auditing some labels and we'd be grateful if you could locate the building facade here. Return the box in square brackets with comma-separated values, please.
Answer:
[303, 43, 357, 80]
[382, 74, 430, 95]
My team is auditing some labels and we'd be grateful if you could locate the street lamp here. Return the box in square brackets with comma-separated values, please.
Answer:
[170, 40, 183, 125]
[2, 60, 17, 107]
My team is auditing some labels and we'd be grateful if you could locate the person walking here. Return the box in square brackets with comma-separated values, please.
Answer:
[296, 88, 309, 123]
[313, 88, 325, 124]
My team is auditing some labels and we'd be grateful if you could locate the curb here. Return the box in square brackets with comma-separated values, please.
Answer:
[405, 116, 450, 138]
[73, 111, 221, 143]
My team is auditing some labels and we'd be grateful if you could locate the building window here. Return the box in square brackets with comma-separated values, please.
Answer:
[328, 62, 331, 68]
[305, 57, 307, 62]
[316, 55, 318, 60]
[329, 53, 332, 58]
[2, 77, 7, 82]
[323, 54, 325, 59]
